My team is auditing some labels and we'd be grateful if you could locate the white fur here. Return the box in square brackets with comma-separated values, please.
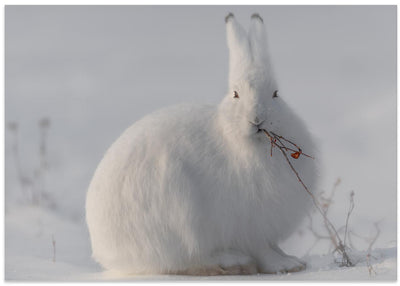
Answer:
[86, 14, 318, 275]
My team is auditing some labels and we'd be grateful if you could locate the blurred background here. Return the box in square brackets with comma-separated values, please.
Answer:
[5, 5, 396, 279]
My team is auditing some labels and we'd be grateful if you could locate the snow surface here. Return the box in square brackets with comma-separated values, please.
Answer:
[5, 6, 396, 281]
[5, 205, 396, 281]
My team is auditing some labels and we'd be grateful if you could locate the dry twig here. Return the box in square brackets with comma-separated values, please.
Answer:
[366, 221, 381, 276]
[343, 191, 355, 248]
[304, 213, 331, 255]
[52, 234, 56, 263]
[7, 118, 54, 207]
[306, 178, 343, 254]
[262, 129, 353, 267]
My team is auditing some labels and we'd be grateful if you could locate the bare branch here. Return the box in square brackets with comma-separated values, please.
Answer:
[52, 234, 56, 263]
[343, 191, 355, 248]
[262, 129, 353, 267]
[366, 221, 381, 276]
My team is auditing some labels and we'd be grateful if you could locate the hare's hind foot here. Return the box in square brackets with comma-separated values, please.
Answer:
[172, 263, 257, 276]
[220, 261, 258, 275]
[260, 257, 305, 274]
[258, 244, 306, 274]
[170, 250, 257, 276]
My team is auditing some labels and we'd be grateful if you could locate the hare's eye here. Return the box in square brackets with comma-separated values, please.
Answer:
[273, 90, 278, 98]
[233, 91, 239, 99]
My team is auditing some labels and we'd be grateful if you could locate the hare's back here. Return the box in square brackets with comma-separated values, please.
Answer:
[126, 103, 216, 151]
[88, 103, 218, 207]
[93, 104, 217, 181]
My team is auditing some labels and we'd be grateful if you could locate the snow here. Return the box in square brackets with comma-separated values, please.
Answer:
[5, 205, 396, 281]
[5, 6, 396, 281]
[5, 205, 100, 281]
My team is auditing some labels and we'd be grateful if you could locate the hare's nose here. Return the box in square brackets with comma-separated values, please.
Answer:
[249, 117, 264, 127]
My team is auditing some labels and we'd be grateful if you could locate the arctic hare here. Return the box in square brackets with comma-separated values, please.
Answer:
[86, 13, 317, 275]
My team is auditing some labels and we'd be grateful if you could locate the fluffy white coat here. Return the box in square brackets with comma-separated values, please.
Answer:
[86, 13, 318, 275]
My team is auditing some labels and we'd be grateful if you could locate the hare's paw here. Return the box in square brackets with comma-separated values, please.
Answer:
[172, 250, 257, 276]
[258, 246, 306, 274]
[263, 256, 305, 274]
[171, 263, 257, 276]
[212, 250, 257, 275]
[219, 262, 258, 275]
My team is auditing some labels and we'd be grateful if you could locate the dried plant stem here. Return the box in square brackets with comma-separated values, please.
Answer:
[270, 132, 314, 159]
[52, 235, 56, 263]
[7, 118, 53, 207]
[262, 129, 353, 267]
[7, 122, 31, 198]
[305, 213, 331, 255]
[343, 191, 355, 248]
[366, 222, 381, 275]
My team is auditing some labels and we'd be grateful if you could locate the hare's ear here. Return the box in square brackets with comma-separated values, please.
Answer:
[249, 13, 269, 64]
[225, 13, 252, 86]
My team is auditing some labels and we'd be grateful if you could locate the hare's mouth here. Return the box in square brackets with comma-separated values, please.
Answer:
[249, 121, 264, 135]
